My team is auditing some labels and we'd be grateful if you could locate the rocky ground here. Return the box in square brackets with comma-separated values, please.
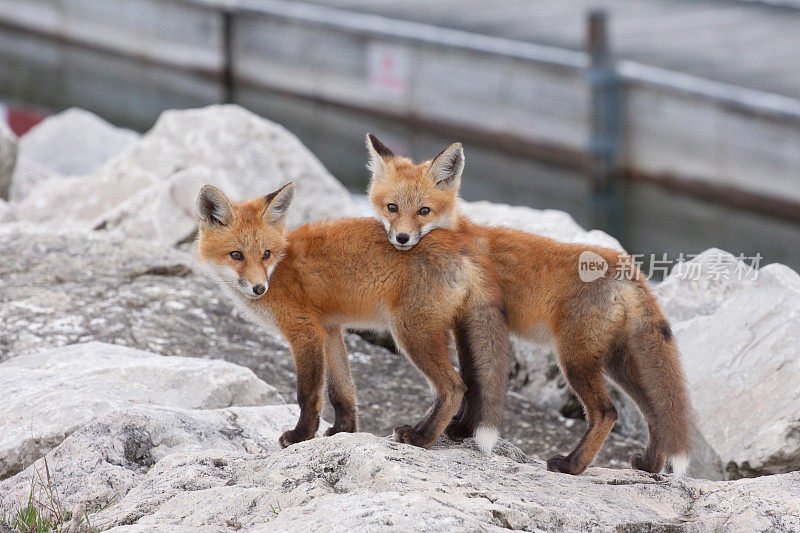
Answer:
[1, 105, 799, 531]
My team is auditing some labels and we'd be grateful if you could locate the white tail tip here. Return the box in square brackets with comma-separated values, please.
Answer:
[670, 454, 689, 476]
[474, 426, 499, 455]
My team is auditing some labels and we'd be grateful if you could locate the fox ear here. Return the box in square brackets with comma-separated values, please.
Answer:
[262, 182, 295, 227]
[365, 133, 395, 182]
[428, 143, 464, 191]
[197, 185, 234, 227]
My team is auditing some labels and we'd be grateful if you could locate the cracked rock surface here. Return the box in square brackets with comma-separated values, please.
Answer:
[0, 404, 302, 515]
[57, 435, 800, 531]
[0, 341, 281, 479]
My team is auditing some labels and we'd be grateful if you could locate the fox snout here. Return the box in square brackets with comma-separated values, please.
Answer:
[238, 278, 268, 298]
[388, 228, 420, 250]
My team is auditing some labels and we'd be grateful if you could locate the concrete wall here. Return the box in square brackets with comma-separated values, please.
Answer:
[1, 0, 798, 208]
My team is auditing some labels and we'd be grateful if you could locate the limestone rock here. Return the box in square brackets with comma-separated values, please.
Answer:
[0, 404, 302, 515]
[0, 225, 273, 361]
[7, 108, 138, 203]
[7, 158, 63, 202]
[0, 198, 15, 223]
[461, 199, 624, 250]
[94, 166, 237, 245]
[10, 105, 358, 238]
[14, 108, 139, 177]
[655, 249, 800, 478]
[3, 416, 796, 532]
[10, 166, 159, 230]
[11, 105, 358, 240]
[0, 120, 17, 200]
[0, 342, 282, 479]
[81, 434, 800, 532]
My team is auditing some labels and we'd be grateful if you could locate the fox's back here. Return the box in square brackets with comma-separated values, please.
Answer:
[459, 217, 636, 332]
[269, 217, 481, 322]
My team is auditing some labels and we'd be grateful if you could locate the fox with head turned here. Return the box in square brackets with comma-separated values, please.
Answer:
[366, 133, 693, 476]
[195, 182, 511, 453]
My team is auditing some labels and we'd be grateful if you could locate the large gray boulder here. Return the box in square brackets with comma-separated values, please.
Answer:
[10, 105, 359, 243]
[13, 108, 139, 177]
[0, 342, 281, 479]
[655, 249, 800, 478]
[0, 120, 17, 200]
[8, 108, 138, 202]
[0, 225, 261, 360]
[0, 404, 302, 515]
[83, 434, 800, 531]
[7, 158, 62, 202]
[95, 166, 236, 245]
[462, 199, 623, 251]
[9, 166, 158, 230]
[2, 402, 796, 532]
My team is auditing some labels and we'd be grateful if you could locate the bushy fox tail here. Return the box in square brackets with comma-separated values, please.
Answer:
[641, 326, 693, 475]
[448, 289, 511, 454]
[609, 283, 693, 475]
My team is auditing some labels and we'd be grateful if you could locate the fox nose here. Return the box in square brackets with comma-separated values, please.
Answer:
[396, 233, 410, 244]
[253, 284, 266, 295]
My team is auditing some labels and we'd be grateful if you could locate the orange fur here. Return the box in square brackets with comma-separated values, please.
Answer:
[366, 135, 692, 475]
[196, 183, 510, 451]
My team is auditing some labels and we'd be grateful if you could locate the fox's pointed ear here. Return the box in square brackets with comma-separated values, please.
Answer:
[365, 133, 395, 182]
[262, 182, 295, 227]
[428, 142, 464, 191]
[197, 185, 234, 227]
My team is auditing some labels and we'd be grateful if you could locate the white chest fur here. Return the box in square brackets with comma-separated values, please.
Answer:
[222, 283, 281, 335]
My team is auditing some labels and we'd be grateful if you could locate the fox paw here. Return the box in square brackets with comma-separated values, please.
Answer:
[444, 418, 472, 441]
[324, 424, 356, 437]
[546, 454, 584, 475]
[630, 453, 660, 473]
[278, 429, 307, 448]
[393, 424, 432, 448]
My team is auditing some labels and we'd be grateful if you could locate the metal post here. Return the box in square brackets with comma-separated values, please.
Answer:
[222, 11, 235, 104]
[586, 10, 623, 240]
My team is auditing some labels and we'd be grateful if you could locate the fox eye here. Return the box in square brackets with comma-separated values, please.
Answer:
[387, 203, 398, 213]
[230, 251, 244, 261]
[262, 250, 271, 260]
[418, 207, 430, 216]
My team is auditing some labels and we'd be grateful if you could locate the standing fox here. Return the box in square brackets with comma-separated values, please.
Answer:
[365, 134, 692, 476]
[195, 182, 510, 453]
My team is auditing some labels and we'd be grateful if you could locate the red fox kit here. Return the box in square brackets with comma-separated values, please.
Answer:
[195, 182, 510, 453]
[366, 134, 692, 476]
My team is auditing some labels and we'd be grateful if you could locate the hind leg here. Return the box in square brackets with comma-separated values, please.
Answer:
[392, 323, 466, 449]
[446, 320, 489, 441]
[322, 327, 358, 436]
[445, 327, 477, 441]
[630, 440, 666, 473]
[547, 349, 617, 475]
